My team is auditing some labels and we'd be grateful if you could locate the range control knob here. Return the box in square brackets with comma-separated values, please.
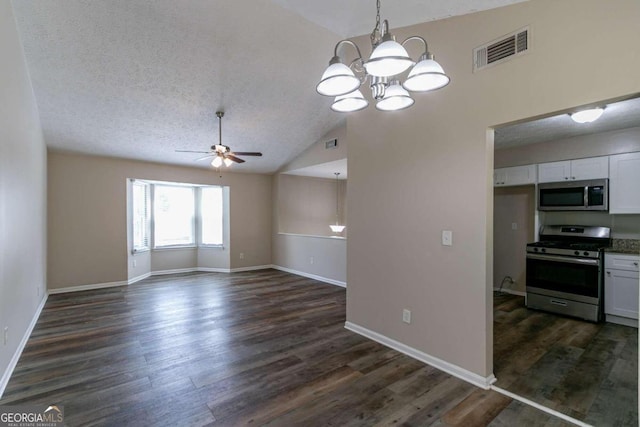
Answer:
[574, 251, 580, 256]
[583, 251, 589, 256]
[541, 248, 546, 253]
[533, 247, 539, 252]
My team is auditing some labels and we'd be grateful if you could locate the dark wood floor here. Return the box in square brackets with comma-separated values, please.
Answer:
[3, 270, 575, 426]
[494, 293, 638, 426]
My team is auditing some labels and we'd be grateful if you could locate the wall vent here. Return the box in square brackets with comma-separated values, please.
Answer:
[325, 138, 338, 149]
[473, 26, 529, 72]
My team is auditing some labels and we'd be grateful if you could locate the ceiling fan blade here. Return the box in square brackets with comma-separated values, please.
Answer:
[195, 154, 215, 161]
[231, 152, 262, 156]
[226, 154, 245, 163]
[176, 149, 211, 154]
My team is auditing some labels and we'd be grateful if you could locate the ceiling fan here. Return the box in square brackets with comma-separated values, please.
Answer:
[176, 111, 262, 167]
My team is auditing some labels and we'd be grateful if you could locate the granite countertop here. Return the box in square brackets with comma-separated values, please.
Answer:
[606, 239, 640, 255]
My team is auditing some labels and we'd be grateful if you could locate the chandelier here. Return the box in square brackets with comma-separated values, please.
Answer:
[316, 0, 450, 112]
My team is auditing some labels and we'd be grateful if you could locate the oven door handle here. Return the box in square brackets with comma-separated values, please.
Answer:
[526, 254, 600, 266]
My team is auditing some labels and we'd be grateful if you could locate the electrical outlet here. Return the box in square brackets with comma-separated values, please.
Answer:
[239, 252, 244, 260]
[402, 309, 411, 324]
[309, 257, 314, 265]
[133, 259, 137, 268]
[511, 222, 518, 230]
[37, 286, 40, 297]
[3, 327, 8, 346]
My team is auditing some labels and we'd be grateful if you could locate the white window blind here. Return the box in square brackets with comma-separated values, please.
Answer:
[132, 181, 150, 252]
[154, 185, 195, 247]
[201, 186, 223, 246]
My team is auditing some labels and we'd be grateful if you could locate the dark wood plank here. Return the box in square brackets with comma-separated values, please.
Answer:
[1, 271, 614, 426]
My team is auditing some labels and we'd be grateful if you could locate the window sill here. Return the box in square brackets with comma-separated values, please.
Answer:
[153, 245, 197, 251]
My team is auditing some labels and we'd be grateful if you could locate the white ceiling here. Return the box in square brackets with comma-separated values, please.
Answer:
[495, 96, 640, 149]
[12, 0, 526, 174]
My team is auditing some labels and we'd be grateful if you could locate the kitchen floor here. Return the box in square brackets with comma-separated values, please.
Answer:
[494, 293, 638, 426]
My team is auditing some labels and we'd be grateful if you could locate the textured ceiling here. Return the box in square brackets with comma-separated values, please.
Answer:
[13, 0, 527, 174]
[495, 97, 640, 149]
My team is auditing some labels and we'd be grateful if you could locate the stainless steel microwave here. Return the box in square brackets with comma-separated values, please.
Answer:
[538, 179, 608, 211]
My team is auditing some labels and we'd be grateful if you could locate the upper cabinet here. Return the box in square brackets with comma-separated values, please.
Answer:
[494, 165, 537, 187]
[538, 156, 609, 183]
[610, 152, 640, 214]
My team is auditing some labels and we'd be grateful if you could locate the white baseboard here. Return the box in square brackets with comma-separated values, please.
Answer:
[48, 280, 128, 295]
[605, 314, 638, 328]
[151, 268, 200, 276]
[271, 265, 346, 288]
[229, 264, 273, 273]
[344, 321, 496, 390]
[51, 265, 342, 295]
[491, 385, 591, 427]
[128, 272, 151, 284]
[0, 293, 48, 399]
[493, 287, 526, 297]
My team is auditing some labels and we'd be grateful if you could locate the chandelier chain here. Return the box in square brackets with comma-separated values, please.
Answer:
[370, 0, 381, 45]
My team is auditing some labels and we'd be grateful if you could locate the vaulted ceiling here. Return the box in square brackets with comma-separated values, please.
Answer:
[13, 0, 526, 173]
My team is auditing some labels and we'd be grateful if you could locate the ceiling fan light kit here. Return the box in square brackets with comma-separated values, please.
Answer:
[316, 0, 450, 112]
[175, 111, 262, 168]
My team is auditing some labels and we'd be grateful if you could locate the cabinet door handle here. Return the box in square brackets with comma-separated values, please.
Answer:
[571, 176, 576, 179]
[634, 262, 639, 266]
[606, 271, 611, 275]
[564, 177, 569, 180]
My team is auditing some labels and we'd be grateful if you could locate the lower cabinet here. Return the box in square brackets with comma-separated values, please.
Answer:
[604, 253, 639, 327]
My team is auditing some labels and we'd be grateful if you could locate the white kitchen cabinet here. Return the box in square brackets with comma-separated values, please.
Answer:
[538, 156, 608, 183]
[605, 253, 639, 327]
[609, 152, 640, 214]
[494, 165, 537, 187]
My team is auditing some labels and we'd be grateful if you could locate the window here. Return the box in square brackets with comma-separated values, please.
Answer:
[154, 185, 195, 247]
[132, 181, 150, 252]
[201, 186, 223, 245]
[130, 180, 225, 250]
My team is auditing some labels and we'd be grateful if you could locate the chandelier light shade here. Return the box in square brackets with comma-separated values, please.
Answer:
[376, 80, 415, 111]
[316, 0, 450, 113]
[403, 53, 450, 92]
[329, 172, 345, 234]
[316, 59, 361, 97]
[570, 108, 604, 123]
[364, 39, 414, 77]
[331, 90, 369, 113]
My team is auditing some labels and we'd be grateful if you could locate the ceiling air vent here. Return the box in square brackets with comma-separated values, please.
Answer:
[473, 26, 529, 72]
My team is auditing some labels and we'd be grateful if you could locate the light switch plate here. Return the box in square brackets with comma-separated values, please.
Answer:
[442, 230, 453, 246]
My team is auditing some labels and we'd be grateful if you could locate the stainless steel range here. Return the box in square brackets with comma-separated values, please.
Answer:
[526, 225, 611, 322]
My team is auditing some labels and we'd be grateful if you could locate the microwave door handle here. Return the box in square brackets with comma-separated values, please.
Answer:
[526, 254, 600, 266]
[584, 185, 589, 208]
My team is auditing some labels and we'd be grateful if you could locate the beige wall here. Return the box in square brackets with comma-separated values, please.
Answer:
[346, 0, 640, 379]
[273, 125, 349, 284]
[48, 152, 272, 289]
[277, 174, 346, 237]
[0, 1, 47, 393]
[493, 186, 536, 293]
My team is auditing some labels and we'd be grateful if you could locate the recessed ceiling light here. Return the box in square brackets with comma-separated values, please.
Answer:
[570, 108, 604, 123]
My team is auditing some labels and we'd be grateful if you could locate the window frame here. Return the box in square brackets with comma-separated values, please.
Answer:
[198, 186, 225, 248]
[152, 184, 197, 249]
[131, 180, 151, 254]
